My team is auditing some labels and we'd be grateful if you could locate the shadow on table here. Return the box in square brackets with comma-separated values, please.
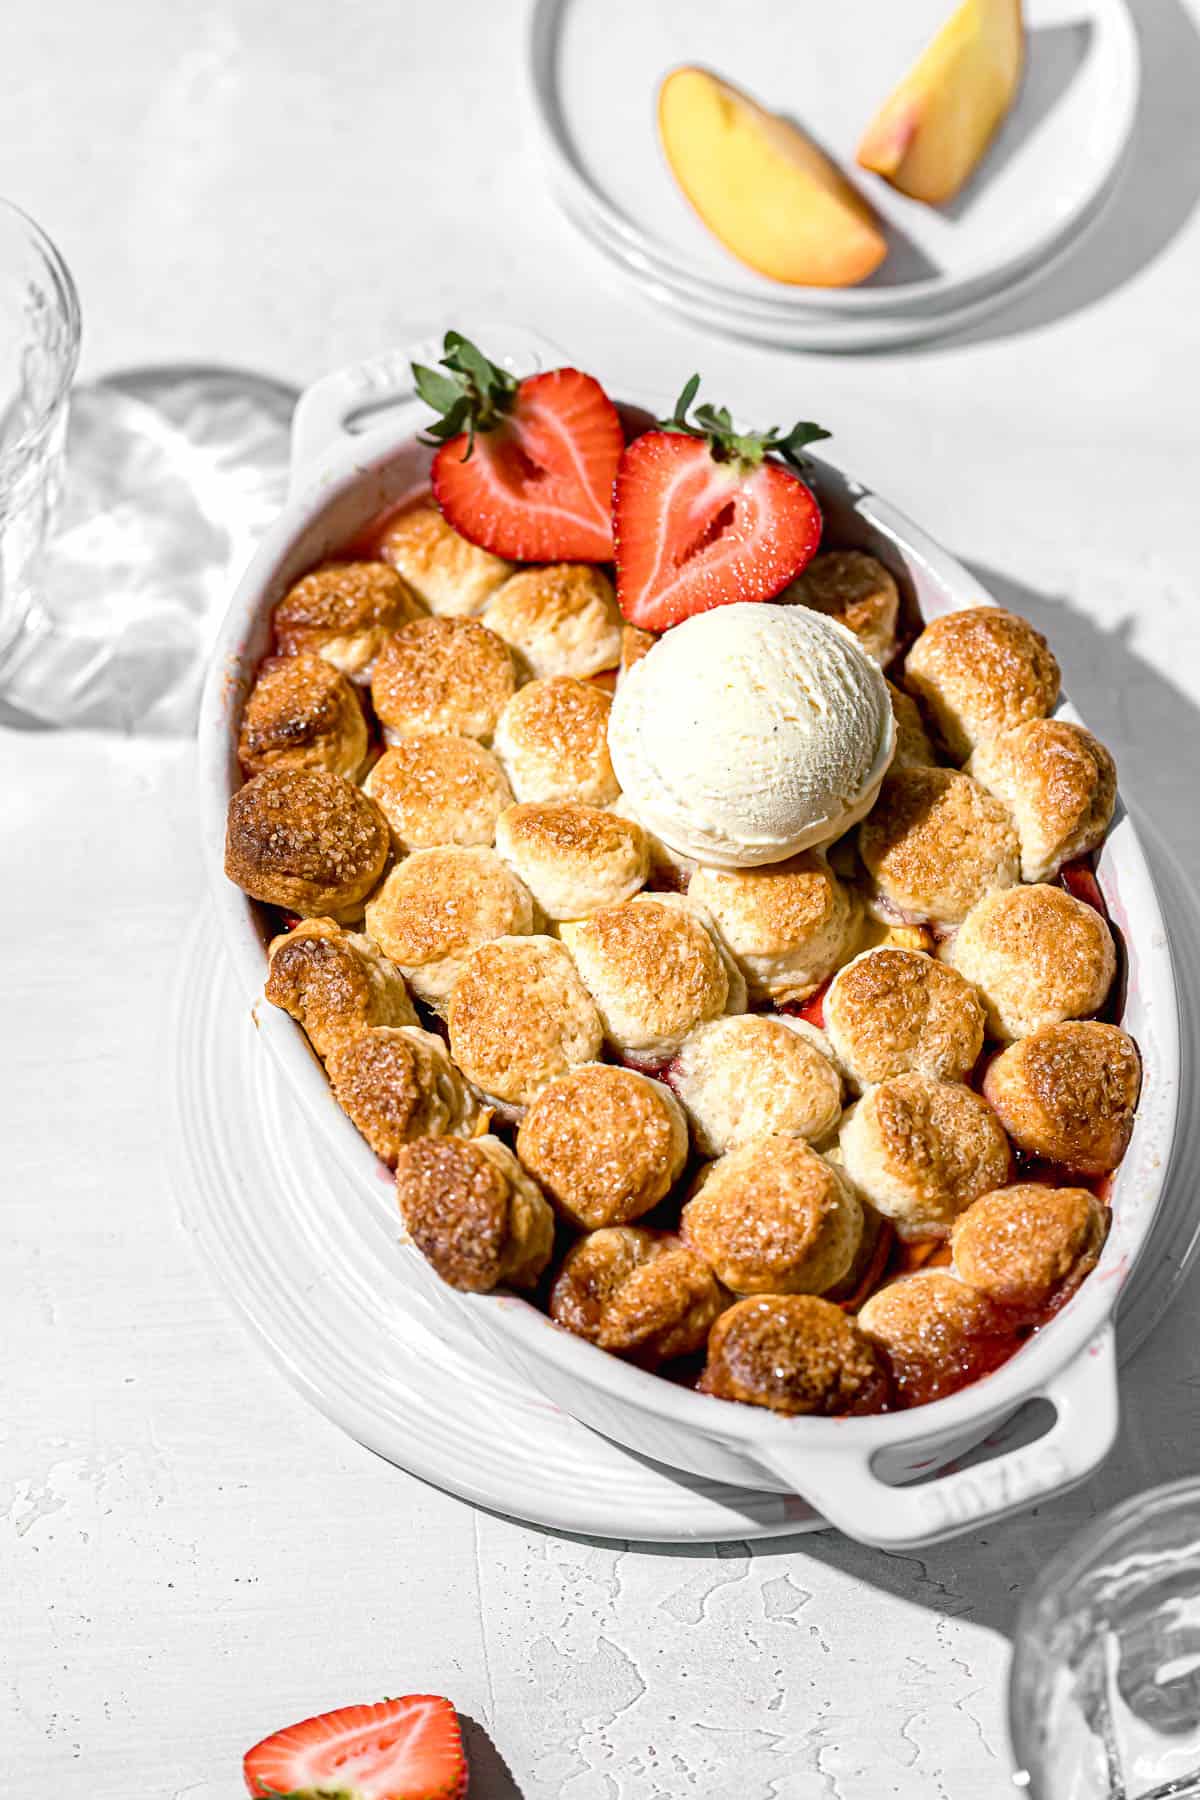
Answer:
[942, 0, 1200, 348]
[0, 364, 295, 734]
[940, 22, 1094, 222]
[460, 1713, 528, 1799]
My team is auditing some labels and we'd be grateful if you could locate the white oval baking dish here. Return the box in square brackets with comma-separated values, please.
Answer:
[198, 326, 1180, 1550]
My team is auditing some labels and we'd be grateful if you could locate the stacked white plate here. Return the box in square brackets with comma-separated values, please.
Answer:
[528, 0, 1140, 350]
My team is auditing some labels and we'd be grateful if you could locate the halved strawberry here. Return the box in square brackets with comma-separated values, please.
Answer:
[413, 332, 623, 562]
[243, 1693, 467, 1800]
[613, 377, 828, 631]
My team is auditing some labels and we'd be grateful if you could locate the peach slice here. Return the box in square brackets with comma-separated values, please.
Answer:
[657, 67, 887, 288]
[857, 0, 1025, 205]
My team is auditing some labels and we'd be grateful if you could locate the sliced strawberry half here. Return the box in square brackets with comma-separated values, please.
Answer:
[243, 1693, 467, 1800]
[413, 332, 623, 562]
[613, 377, 827, 631]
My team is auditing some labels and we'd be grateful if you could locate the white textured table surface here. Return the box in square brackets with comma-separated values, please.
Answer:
[5, 3, 1200, 1795]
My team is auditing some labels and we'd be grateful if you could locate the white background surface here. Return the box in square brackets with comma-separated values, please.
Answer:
[4, 2, 1200, 1795]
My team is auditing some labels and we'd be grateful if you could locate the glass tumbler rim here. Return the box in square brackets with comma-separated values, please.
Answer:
[1017, 1475, 1200, 1617]
[1009, 1474, 1200, 1790]
[0, 194, 81, 465]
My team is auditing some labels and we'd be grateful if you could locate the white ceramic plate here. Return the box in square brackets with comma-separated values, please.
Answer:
[528, 0, 1139, 349]
[170, 833, 1200, 1544]
[551, 178, 1118, 353]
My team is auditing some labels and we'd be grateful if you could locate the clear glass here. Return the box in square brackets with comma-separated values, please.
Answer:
[0, 197, 293, 732]
[0, 197, 80, 663]
[1011, 1477, 1200, 1799]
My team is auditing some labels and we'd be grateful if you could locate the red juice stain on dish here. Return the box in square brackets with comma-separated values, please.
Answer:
[835, 1218, 896, 1314]
[1057, 856, 1107, 915]
[340, 492, 431, 563]
[619, 1052, 673, 1081]
[1058, 852, 1129, 1024]
[783, 976, 832, 1031]
[1007, 1148, 1109, 1199]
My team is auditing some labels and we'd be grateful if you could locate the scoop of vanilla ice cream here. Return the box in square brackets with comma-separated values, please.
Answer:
[608, 603, 895, 868]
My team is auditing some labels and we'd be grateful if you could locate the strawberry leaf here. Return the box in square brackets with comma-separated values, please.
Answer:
[412, 364, 469, 417]
[665, 372, 701, 426]
[657, 376, 830, 475]
[412, 331, 518, 457]
[777, 420, 832, 462]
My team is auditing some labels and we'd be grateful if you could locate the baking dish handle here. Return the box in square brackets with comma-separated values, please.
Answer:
[758, 1327, 1119, 1550]
[288, 323, 571, 495]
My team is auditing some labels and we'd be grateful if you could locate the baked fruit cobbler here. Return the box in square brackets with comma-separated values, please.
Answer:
[224, 335, 1136, 1421]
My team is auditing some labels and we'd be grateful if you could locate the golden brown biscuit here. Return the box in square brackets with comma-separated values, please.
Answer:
[682, 1135, 863, 1296]
[550, 1228, 725, 1364]
[518, 1064, 689, 1229]
[375, 501, 512, 617]
[838, 1074, 1012, 1240]
[446, 935, 604, 1108]
[370, 616, 516, 743]
[493, 676, 619, 806]
[904, 606, 1061, 761]
[824, 946, 986, 1089]
[667, 1014, 842, 1156]
[364, 845, 536, 1009]
[887, 680, 937, 770]
[238, 654, 367, 780]
[688, 853, 862, 1005]
[224, 767, 390, 921]
[395, 1134, 553, 1292]
[265, 917, 417, 1059]
[483, 563, 623, 680]
[272, 560, 423, 681]
[944, 884, 1116, 1041]
[495, 802, 649, 921]
[858, 766, 1020, 925]
[325, 1024, 481, 1164]
[560, 893, 746, 1065]
[857, 1271, 1008, 1403]
[951, 1183, 1108, 1309]
[781, 549, 900, 666]
[967, 718, 1117, 883]
[699, 1295, 889, 1416]
[364, 734, 513, 853]
[982, 1022, 1140, 1172]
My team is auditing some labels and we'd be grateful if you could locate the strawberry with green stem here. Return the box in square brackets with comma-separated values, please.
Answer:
[413, 331, 623, 562]
[613, 374, 829, 631]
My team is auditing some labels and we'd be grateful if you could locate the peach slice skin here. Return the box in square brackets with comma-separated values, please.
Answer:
[857, 0, 1025, 206]
[658, 67, 888, 289]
